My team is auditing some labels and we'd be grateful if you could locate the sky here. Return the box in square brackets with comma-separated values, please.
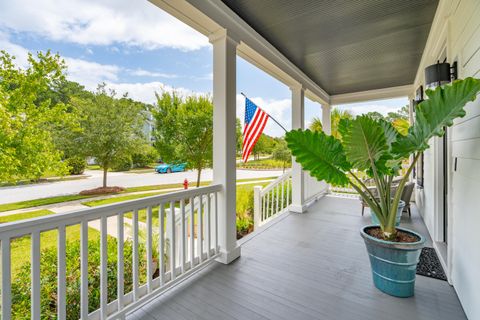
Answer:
[0, 0, 408, 137]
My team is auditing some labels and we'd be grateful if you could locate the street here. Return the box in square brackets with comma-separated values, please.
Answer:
[0, 169, 283, 204]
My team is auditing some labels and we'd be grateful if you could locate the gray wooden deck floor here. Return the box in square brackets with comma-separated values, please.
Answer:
[128, 196, 466, 320]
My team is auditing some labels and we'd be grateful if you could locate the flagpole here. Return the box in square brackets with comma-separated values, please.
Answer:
[240, 92, 288, 133]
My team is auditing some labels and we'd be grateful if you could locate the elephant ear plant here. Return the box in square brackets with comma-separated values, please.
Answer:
[286, 78, 480, 241]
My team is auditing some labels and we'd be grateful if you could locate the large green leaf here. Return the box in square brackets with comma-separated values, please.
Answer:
[393, 77, 480, 157]
[285, 129, 351, 186]
[342, 115, 389, 173]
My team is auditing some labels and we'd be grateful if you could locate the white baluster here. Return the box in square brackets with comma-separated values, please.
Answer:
[80, 221, 89, 319]
[57, 225, 66, 320]
[206, 193, 211, 258]
[197, 195, 203, 263]
[1, 238, 11, 320]
[159, 204, 165, 285]
[117, 213, 124, 311]
[146, 206, 153, 293]
[189, 197, 195, 267]
[100, 216, 108, 319]
[31, 231, 40, 320]
[169, 201, 176, 281]
[132, 210, 139, 300]
[180, 199, 186, 273]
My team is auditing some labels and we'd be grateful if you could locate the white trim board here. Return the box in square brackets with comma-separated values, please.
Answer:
[330, 84, 412, 105]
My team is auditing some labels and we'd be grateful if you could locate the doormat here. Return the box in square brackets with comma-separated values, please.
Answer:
[416, 247, 447, 281]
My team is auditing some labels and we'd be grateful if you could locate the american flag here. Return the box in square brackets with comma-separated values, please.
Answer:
[242, 98, 269, 163]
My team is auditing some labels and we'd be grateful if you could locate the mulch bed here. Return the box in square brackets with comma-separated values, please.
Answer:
[79, 186, 125, 195]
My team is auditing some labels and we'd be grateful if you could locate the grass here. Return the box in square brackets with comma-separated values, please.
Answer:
[0, 177, 277, 213]
[123, 176, 275, 193]
[237, 158, 291, 170]
[0, 194, 94, 213]
[0, 209, 54, 223]
[82, 192, 165, 207]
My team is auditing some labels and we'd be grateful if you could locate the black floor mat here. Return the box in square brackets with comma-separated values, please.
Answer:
[416, 247, 447, 281]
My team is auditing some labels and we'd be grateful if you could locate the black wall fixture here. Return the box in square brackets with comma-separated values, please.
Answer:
[413, 85, 424, 112]
[425, 60, 458, 89]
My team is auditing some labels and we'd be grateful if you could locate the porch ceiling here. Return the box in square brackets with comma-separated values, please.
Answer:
[221, 0, 438, 95]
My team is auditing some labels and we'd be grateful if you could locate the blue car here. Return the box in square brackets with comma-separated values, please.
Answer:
[155, 163, 187, 174]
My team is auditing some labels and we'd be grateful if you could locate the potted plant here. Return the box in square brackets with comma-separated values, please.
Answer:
[285, 77, 480, 297]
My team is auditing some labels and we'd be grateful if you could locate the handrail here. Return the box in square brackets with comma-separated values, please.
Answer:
[260, 170, 291, 195]
[0, 184, 221, 237]
[253, 171, 292, 229]
[0, 184, 222, 319]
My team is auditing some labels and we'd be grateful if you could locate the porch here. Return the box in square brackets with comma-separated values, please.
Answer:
[128, 196, 465, 320]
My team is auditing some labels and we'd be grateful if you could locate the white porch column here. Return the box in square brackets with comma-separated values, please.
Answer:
[290, 84, 307, 213]
[322, 103, 331, 135]
[210, 29, 241, 264]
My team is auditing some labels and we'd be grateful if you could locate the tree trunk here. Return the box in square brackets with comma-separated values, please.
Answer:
[103, 166, 108, 188]
[196, 167, 202, 188]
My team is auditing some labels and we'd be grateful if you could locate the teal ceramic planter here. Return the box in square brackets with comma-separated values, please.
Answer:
[370, 200, 405, 226]
[360, 225, 425, 298]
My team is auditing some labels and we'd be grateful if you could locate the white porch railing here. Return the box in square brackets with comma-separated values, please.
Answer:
[331, 186, 357, 195]
[0, 184, 221, 320]
[253, 171, 292, 229]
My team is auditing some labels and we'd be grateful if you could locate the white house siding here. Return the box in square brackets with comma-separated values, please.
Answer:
[413, 1, 480, 318]
[304, 173, 328, 202]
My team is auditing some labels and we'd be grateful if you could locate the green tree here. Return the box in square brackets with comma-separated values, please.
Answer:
[0, 51, 73, 183]
[252, 134, 276, 160]
[236, 117, 242, 156]
[364, 111, 384, 121]
[309, 117, 323, 132]
[152, 92, 213, 187]
[386, 105, 409, 122]
[75, 85, 147, 188]
[272, 139, 291, 172]
[309, 108, 354, 141]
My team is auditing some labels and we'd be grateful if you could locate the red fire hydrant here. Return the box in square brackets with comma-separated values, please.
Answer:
[183, 178, 189, 189]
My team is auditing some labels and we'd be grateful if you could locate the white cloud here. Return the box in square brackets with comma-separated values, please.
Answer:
[0, 35, 203, 104]
[237, 95, 291, 137]
[0, 31, 29, 67]
[0, 0, 208, 51]
[336, 103, 405, 117]
[107, 82, 199, 104]
[64, 57, 120, 90]
[128, 68, 178, 79]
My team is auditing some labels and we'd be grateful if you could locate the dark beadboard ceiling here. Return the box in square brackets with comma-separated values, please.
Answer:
[222, 0, 439, 95]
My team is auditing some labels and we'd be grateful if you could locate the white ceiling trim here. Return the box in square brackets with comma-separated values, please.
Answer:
[330, 84, 412, 105]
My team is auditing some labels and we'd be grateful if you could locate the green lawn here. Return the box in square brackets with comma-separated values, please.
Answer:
[0, 177, 277, 213]
[237, 158, 291, 170]
[82, 192, 166, 207]
[0, 195, 94, 213]
[0, 209, 53, 223]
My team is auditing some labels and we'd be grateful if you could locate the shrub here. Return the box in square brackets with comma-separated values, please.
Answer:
[11, 236, 158, 319]
[66, 156, 87, 175]
[236, 216, 253, 237]
[236, 185, 254, 219]
[132, 145, 158, 168]
[111, 155, 132, 172]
